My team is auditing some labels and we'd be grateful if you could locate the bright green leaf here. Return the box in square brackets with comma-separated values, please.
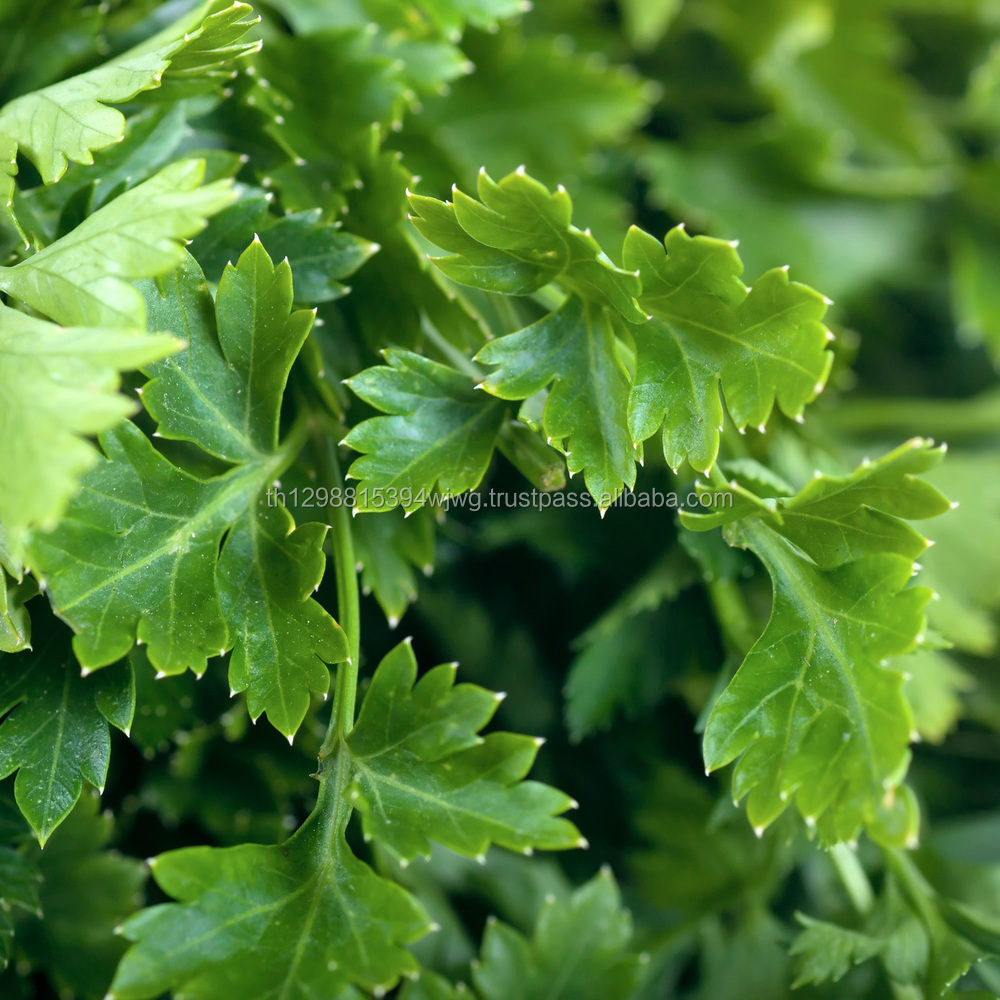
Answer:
[0, 576, 34, 654]
[0, 0, 257, 187]
[408, 169, 642, 315]
[0, 159, 235, 328]
[623, 224, 832, 473]
[0, 303, 179, 559]
[344, 640, 582, 862]
[27, 244, 347, 735]
[686, 439, 951, 844]
[619, 0, 681, 50]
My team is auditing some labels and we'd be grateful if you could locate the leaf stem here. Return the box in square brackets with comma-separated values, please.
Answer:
[829, 843, 875, 915]
[319, 431, 361, 756]
[820, 391, 1000, 440]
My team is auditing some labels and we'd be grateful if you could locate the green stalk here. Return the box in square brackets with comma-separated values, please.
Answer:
[319, 432, 361, 758]
[820, 391, 1000, 440]
[829, 843, 875, 915]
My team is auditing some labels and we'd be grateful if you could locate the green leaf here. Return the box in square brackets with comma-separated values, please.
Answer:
[623, 224, 833, 473]
[353, 507, 436, 626]
[0, 576, 35, 653]
[0, 303, 179, 559]
[143, 237, 314, 461]
[0, 0, 103, 100]
[916, 449, 1000, 655]
[0, 0, 257, 187]
[0, 605, 133, 843]
[470, 868, 645, 1000]
[31, 420, 245, 674]
[564, 548, 700, 739]
[15, 792, 146, 998]
[264, 0, 524, 40]
[0, 159, 235, 327]
[344, 640, 582, 862]
[255, 27, 407, 171]
[693, 907, 790, 1000]
[345, 350, 508, 513]
[790, 914, 884, 986]
[638, 139, 923, 303]
[475, 296, 637, 507]
[0, 134, 17, 238]
[410, 167, 835, 500]
[903, 648, 973, 745]
[189, 198, 380, 303]
[704, 1, 953, 195]
[0, 834, 40, 970]
[408, 0, 528, 38]
[792, 850, 1000, 995]
[400, 972, 468, 1000]
[408, 169, 642, 314]
[416, 31, 652, 228]
[218, 503, 347, 738]
[631, 765, 776, 916]
[619, 0, 681, 50]
[26, 244, 347, 736]
[686, 439, 951, 844]
[110, 817, 432, 1000]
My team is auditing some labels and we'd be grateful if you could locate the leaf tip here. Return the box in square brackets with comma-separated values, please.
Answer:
[576, 836, 590, 849]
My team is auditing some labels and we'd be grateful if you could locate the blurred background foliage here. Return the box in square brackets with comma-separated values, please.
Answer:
[3, 0, 1000, 996]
